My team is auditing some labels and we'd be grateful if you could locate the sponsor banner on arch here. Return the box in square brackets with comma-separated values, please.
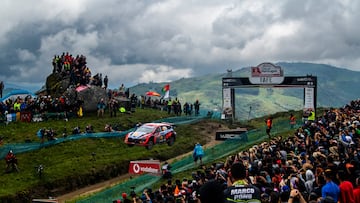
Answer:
[128, 160, 161, 175]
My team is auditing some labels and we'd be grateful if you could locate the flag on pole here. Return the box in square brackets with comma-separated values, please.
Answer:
[162, 84, 170, 99]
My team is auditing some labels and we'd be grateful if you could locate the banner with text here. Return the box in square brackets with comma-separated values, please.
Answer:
[222, 88, 233, 119]
[128, 160, 161, 175]
[249, 63, 284, 85]
[304, 87, 315, 111]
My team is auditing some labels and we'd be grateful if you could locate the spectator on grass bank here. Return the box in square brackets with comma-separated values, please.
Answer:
[290, 113, 296, 129]
[97, 98, 106, 118]
[265, 116, 273, 139]
[5, 150, 19, 173]
[109, 99, 119, 117]
[194, 100, 200, 116]
[104, 124, 114, 132]
[193, 143, 204, 166]
[85, 124, 94, 133]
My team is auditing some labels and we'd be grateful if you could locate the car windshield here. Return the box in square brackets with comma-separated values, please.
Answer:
[136, 125, 156, 133]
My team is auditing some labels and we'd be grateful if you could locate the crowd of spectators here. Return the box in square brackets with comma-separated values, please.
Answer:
[52, 52, 104, 87]
[136, 96, 201, 117]
[0, 94, 82, 121]
[117, 99, 360, 203]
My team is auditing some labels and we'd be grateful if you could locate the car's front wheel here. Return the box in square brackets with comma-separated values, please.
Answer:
[146, 140, 154, 150]
[127, 144, 135, 147]
[167, 136, 175, 146]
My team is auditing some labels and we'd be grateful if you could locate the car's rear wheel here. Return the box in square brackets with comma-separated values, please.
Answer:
[127, 144, 135, 147]
[167, 136, 175, 146]
[146, 140, 154, 150]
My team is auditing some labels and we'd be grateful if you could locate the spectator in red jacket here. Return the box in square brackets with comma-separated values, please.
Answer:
[353, 177, 360, 203]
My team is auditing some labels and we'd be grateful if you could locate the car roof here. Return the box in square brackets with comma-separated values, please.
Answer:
[142, 123, 171, 127]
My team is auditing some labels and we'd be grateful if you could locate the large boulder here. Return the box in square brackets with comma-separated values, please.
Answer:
[45, 73, 70, 97]
[45, 72, 108, 112]
[64, 85, 108, 112]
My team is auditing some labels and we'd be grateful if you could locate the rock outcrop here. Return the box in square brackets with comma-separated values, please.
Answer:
[64, 85, 108, 112]
[45, 73, 108, 112]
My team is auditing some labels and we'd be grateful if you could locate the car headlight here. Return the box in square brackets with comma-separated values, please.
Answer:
[139, 138, 147, 143]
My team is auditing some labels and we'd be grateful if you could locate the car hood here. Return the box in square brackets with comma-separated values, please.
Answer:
[128, 131, 148, 139]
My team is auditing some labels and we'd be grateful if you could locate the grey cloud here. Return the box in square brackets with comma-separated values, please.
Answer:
[1, 0, 360, 90]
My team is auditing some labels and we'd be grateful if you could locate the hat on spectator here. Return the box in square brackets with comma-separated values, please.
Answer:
[122, 192, 127, 199]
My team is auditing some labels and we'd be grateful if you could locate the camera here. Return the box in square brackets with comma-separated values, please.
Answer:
[130, 186, 136, 198]
[130, 191, 136, 198]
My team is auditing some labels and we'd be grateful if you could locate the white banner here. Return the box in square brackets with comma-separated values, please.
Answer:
[222, 88, 232, 119]
[304, 87, 314, 110]
[249, 63, 284, 85]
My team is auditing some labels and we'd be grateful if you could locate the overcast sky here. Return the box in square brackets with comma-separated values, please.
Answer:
[1, 0, 360, 91]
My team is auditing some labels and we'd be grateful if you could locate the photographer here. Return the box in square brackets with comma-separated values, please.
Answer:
[5, 150, 19, 173]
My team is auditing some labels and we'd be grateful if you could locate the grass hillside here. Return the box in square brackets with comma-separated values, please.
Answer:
[129, 62, 360, 119]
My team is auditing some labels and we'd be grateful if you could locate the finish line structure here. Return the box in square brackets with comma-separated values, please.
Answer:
[221, 62, 317, 121]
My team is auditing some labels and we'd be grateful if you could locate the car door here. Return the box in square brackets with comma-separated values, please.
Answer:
[154, 126, 162, 143]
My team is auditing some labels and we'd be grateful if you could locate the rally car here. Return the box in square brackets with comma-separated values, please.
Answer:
[124, 123, 177, 150]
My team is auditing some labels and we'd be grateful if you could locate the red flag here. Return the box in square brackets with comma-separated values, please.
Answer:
[162, 84, 170, 92]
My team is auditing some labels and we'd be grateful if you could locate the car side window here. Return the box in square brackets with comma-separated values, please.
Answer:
[155, 127, 161, 133]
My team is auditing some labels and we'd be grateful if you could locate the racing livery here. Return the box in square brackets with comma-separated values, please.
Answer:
[124, 123, 176, 150]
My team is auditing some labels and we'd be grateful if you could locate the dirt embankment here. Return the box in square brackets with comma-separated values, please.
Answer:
[56, 120, 231, 203]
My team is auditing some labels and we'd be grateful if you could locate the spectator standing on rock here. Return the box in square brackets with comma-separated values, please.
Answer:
[104, 75, 108, 89]
[0, 81, 4, 98]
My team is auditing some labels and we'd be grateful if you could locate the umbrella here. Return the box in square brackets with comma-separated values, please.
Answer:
[76, 85, 90, 92]
[146, 91, 161, 97]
